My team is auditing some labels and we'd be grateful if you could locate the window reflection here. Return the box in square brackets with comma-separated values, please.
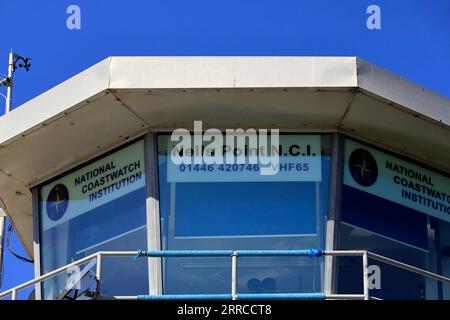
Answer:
[39, 140, 148, 299]
[157, 134, 331, 295]
[338, 137, 450, 300]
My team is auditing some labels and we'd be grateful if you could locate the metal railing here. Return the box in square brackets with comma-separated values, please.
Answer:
[0, 249, 449, 300]
[132, 249, 359, 300]
[0, 251, 135, 300]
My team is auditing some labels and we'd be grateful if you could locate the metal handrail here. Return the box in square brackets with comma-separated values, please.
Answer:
[0, 251, 136, 300]
[0, 249, 449, 300]
[366, 252, 450, 284]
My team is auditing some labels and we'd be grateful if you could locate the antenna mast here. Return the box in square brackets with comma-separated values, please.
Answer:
[0, 50, 32, 290]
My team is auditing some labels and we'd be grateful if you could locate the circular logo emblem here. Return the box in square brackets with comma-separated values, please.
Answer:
[348, 148, 378, 187]
[46, 184, 69, 221]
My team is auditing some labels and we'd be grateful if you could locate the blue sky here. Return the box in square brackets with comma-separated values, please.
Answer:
[0, 0, 449, 296]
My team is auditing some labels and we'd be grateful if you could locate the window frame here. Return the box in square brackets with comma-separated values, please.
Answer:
[337, 134, 450, 299]
[31, 130, 449, 299]
[155, 131, 335, 295]
[32, 135, 150, 299]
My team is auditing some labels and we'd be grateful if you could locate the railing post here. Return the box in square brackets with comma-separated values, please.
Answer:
[231, 251, 238, 300]
[362, 251, 369, 300]
[96, 253, 102, 298]
[11, 289, 17, 300]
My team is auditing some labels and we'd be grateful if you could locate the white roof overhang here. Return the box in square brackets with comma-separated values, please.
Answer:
[0, 56, 448, 257]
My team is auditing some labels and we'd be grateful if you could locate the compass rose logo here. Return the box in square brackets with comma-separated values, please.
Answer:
[349, 148, 378, 187]
[46, 184, 69, 221]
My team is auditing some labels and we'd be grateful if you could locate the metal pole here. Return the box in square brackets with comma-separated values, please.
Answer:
[231, 251, 238, 300]
[95, 253, 102, 299]
[145, 133, 163, 296]
[326, 294, 366, 300]
[0, 50, 14, 291]
[362, 252, 369, 300]
[5, 50, 14, 114]
[324, 133, 343, 295]
[368, 251, 450, 285]
[0, 216, 5, 290]
[95, 254, 102, 280]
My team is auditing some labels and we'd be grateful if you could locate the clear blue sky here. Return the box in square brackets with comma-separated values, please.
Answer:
[0, 0, 449, 296]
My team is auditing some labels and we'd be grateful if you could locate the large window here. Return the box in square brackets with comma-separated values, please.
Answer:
[157, 133, 331, 295]
[38, 140, 148, 299]
[338, 138, 450, 300]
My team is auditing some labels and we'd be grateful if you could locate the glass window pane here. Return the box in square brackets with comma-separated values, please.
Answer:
[438, 219, 450, 299]
[39, 140, 148, 299]
[339, 138, 450, 300]
[157, 134, 331, 295]
[338, 223, 430, 300]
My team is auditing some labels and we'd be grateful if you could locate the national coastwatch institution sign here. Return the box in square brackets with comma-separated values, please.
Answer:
[344, 139, 450, 223]
[40, 140, 145, 231]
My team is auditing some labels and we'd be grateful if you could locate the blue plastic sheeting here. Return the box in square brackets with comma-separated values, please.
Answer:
[136, 293, 326, 300]
[236, 249, 324, 257]
[236, 293, 326, 300]
[137, 294, 233, 300]
[135, 249, 324, 259]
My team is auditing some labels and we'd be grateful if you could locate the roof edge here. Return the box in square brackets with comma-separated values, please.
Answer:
[108, 56, 359, 89]
[0, 57, 111, 145]
[357, 57, 450, 126]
